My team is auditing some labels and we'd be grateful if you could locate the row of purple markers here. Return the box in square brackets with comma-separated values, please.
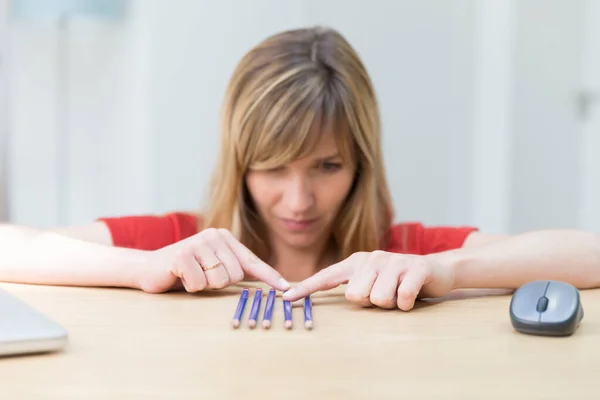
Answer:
[232, 288, 313, 330]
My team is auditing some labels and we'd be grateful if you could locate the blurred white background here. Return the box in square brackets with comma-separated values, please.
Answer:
[0, 0, 599, 234]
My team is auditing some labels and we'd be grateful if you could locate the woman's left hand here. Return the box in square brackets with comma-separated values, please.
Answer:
[281, 251, 455, 310]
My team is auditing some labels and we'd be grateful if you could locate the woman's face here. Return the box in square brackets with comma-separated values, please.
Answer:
[245, 131, 356, 251]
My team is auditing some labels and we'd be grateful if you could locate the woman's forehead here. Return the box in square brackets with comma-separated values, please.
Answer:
[306, 130, 340, 156]
[290, 131, 353, 169]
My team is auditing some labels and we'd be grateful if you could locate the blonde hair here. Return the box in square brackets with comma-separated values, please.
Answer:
[203, 26, 394, 262]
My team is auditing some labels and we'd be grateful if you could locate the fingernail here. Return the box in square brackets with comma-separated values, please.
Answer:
[278, 278, 291, 290]
[282, 289, 295, 299]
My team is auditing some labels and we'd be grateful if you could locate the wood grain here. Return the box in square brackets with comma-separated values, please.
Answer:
[0, 282, 599, 399]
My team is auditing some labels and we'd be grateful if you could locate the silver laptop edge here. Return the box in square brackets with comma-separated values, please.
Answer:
[0, 287, 68, 357]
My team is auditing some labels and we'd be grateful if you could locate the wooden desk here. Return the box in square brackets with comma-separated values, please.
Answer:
[0, 282, 599, 399]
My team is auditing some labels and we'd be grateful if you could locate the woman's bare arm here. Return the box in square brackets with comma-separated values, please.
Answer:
[47, 222, 115, 245]
[0, 223, 152, 288]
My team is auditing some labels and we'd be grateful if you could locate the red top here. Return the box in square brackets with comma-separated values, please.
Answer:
[98, 212, 477, 255]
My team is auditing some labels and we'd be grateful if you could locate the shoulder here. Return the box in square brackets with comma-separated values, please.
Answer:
[383, 221, 478, 255]
[97, 211, 202, 250]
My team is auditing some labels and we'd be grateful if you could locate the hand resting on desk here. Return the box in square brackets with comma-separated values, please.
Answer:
[0, 224, 290, 294]
[282, 250, 454, 311]
[140, 228, 291, 294]
[283, 229, 600, 311]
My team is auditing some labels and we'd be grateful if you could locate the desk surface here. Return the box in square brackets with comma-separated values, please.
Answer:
[0, 282, 599, 399]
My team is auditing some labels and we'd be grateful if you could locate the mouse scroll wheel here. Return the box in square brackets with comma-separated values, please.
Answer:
[536, 296, 549, 312]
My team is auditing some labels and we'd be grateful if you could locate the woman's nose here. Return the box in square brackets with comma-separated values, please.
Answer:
[283, 175, 315, 214]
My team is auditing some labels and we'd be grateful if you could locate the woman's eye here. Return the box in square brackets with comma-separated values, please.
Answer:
[320, 162, 342, 172]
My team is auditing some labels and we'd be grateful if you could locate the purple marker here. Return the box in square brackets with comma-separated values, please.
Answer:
[262, 288, 276, 329]
[232, 288, 249, 329]
[283, 297, 293, 330]
[304, 296, 313, 330]
[248, 288, 262, 329]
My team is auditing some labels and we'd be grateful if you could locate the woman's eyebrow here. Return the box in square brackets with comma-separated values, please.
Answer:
[315, 152, 341, 161]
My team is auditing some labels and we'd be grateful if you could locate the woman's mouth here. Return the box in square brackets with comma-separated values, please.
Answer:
[279, 218, 319, 232]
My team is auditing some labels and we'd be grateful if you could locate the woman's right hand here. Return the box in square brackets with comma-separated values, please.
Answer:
[135, 228, 290, 294]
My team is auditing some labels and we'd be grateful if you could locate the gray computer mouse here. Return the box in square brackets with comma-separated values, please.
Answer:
[509, 280, 584, 336]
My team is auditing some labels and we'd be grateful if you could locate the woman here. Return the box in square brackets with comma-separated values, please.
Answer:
[1, 26, 599, 311]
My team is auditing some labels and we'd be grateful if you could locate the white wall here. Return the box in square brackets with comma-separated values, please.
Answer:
[509, 0, 586, 232]
[0, 0, 8, 221]
[4, 0, 598, 234]
[579, 0, 600, 232]
[8, 0, 153, 227]
[470, 0, 515, 235]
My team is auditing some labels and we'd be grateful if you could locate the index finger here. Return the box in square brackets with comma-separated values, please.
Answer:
[281, 257, 358, 301]
[219, 229, 290, 291]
